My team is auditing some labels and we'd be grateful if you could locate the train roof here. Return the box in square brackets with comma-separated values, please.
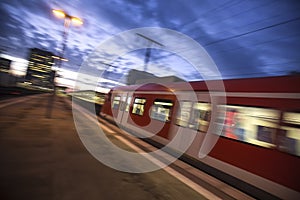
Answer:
[112, 75, 300, 93]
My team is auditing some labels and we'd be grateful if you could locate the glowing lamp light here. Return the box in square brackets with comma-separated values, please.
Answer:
[52, 9, 66, 19]
[71, 17, 83, 25]
[51, 8, 82, 71]
[52, 9, 83, 25]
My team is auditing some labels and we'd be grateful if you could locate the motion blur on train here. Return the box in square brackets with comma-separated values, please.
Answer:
[100, 75, 300, 199]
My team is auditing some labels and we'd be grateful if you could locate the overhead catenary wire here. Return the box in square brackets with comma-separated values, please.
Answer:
[204, 16, 300, 46]
[151, 15, 300, 63]
[183, 0, 278, 34]
[149, 0, 299, 65]
[180, 0, 245, 30]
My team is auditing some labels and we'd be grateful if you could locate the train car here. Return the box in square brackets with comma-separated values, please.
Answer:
[100, 75, 300, 199]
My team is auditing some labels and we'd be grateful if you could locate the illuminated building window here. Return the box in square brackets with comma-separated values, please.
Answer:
[25, 48, 55, 88]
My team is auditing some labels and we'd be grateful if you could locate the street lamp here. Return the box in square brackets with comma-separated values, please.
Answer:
[52, 9, 83, 68]
[47, 10, 82, 118]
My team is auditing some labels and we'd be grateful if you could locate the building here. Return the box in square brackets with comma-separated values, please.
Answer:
[0, 56, 27, 87]
[126, 69, 157, 85]
[135, 75, 185, 84]
[0, 57, 12, 73]
[25, 48, 55, 88]
[127, 69, 184, 85]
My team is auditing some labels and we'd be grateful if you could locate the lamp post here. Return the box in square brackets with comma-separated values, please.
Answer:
[52, 9, 83, 68]
[46, 9, 83, 118]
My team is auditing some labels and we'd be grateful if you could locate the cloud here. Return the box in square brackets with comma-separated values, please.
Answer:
[1, 0, 300, 86]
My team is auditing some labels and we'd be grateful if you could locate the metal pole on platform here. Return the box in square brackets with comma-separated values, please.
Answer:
[46, 9, 83, 118]
[52, 9, 83, 73]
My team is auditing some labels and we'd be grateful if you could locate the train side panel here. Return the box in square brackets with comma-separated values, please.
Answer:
[100, 76, 300, 198]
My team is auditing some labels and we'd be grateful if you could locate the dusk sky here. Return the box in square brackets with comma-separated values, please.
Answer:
[0, 0, 300, 88]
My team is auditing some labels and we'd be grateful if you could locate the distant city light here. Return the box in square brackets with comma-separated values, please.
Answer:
[52, 55, 69, 62]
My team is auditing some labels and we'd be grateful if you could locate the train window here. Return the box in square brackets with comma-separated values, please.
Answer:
[125, 96, 132, 112]
[279, 112, 300, 156]
[217, 105, 280, 148]
[150, 99, 173, 122]
[132, 98, 146, 116]
[283, 112, 300, 125]
[189, 102, 211, 132]
[176, 101, 192, 127]
[112, 96, 121, 110]
[119, 95, 127, 111]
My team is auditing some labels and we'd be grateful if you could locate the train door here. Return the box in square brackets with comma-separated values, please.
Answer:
[113, 92, 134, 128]
[169, 91, 212, 157]
[110, 94, 121, 121]
[167, 92, 199, 154]
[114, 92, 128, 124]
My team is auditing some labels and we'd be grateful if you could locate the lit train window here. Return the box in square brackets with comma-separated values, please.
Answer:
[217, 105, 280, 148]
[125, 96, 132, 112]
[283, 112, 300, 125]
[112, 96, 121, 110]
[150, 99, 173, 122]
[176, 101, 192, 127]
[132, 98, 146, 116]
[189, 102, 211, 132]
[279, 112, 300, 156]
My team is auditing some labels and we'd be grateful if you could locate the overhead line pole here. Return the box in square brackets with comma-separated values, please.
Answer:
[136, 33, 164, 72]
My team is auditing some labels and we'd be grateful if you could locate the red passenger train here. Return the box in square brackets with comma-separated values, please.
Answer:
[100, 75, 300, 199]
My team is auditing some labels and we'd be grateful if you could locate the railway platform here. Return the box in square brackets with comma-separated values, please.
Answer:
[0, 94, 254, 200]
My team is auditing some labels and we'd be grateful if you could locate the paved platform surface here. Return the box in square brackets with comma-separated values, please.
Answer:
[0, 94, 208, 200]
